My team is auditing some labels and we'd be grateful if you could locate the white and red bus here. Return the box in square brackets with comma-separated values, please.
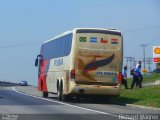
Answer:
[35, 28, 123, 101]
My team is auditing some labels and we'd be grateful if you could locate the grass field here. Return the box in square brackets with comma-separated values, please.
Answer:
[111, 73, 160, 108]
[142, 72, 160, 83]
[111, 85, 160, 108]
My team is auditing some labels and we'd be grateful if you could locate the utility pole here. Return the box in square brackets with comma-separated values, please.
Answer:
[140, 44, 148, 69]
[146, 57, 153, 72]
[125, 57, 130, 68]
[125, 57, 136, 77]
[125, 57, 135, 70]
[130, 57, 136, 67]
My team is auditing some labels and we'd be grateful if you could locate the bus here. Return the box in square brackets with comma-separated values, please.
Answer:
[35, 28, 123, 101]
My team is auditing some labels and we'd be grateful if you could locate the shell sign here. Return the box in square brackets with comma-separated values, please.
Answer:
[154, 47, 160, 54]
[153, 46, 160, 63]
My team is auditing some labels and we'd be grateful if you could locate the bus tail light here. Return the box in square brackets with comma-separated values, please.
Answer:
[118, 72, 122, 83]
[71, 69, 75, 79]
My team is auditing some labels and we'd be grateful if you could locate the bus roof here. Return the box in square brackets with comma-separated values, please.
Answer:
[43, 28, 121, 44]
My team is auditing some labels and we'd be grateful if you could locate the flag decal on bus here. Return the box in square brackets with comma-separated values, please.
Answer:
[79, 37, 87, 42]
[111, 38, 118, 44]
[90, 37, 97, 43]
[101, 38, 108, 43]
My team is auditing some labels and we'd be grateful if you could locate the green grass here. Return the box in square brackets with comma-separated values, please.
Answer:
[111, 85, 160, 108]
[114, 73, 160, 108]
[143, 72, 160, 83]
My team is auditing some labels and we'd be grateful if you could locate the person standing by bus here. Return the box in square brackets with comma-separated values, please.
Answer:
[122, 65, 129, 89]
[135, 61, 143, 88]
[138, 69, 143, 88]
[131, 64, 141, 89]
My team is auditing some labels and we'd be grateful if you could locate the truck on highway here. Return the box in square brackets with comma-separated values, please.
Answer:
[35, 28, 123, 101]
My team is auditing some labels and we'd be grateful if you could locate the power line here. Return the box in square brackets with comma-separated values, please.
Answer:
[146, 57, 153, 72]
[147, 34, 160, 45]
[0, 25, 160, 49]
[125, 57, 136, 70]
[125, 57, 136, 77]
[124, 25, 160, 33]
[0, 42, 41, 49]
[140, 44, 148, 69]
[123, 25, 160, 47]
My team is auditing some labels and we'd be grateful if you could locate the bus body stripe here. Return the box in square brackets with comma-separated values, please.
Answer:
[83, 54, 115, 74]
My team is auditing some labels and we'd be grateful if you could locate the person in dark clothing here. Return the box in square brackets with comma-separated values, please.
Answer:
[131, 65, 141, 89]
[136, 70, 143, 88]
[135, 61, 143, 88]
[122, 65, 129, 89]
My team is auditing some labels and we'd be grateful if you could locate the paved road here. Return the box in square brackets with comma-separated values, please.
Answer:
[0, 87, 118, 120]
[0, 85, 160, 120]
[143, 80, 160, 87]
[16, 86, 160, 113]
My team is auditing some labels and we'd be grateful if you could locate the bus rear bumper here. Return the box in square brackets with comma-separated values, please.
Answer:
[69, 84, 121, 96]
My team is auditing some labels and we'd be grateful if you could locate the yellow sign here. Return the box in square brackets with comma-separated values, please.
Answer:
[153, 46, 160, 59]
[143, 69, 148, 73]
[154, 47, 160, 54]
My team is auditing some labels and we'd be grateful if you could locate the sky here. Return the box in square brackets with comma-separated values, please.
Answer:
[0, 0, 160, 85]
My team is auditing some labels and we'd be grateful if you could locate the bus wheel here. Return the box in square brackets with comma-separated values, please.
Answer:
[42, 92, 48, 98]
[57, 82, 63, 101]
[57, 81, 69, 101]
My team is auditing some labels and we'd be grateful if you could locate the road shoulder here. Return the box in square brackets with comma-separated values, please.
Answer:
[15, 86, 160, 112]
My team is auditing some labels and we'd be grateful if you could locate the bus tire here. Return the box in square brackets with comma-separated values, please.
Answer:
[57, 81, 63, 101]
[57, 81, 69, 101]
[42, 91, 48, 98]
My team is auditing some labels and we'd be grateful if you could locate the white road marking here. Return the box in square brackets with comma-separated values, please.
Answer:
[12, 87, 133, 119]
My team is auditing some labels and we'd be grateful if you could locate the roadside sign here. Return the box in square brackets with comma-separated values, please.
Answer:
[153, 46, 160, 63]
[154, 58, 160, 63]
[143, 69, 148, 73]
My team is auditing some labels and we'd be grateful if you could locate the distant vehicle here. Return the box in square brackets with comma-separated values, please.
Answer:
[35, 28, 123, 101]
[19, 81, 28, 86]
